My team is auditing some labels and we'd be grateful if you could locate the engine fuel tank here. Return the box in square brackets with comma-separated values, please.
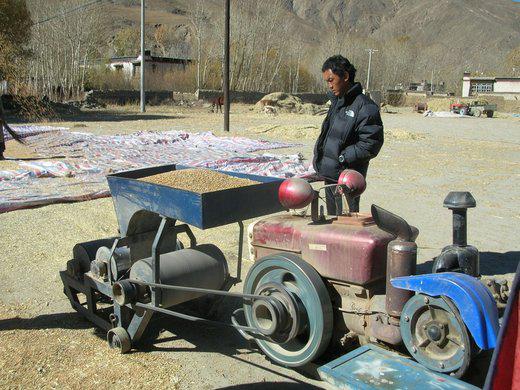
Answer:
[251, 215, 395, 285]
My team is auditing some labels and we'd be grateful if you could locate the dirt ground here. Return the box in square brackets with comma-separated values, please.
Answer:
[0, 104, 519, 389]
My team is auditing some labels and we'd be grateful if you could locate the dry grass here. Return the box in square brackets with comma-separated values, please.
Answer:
[3, 140, 40, 160]
[248, 124, 320, 140]
[0, 160, 21, 171]
[386, 128, 425, 141]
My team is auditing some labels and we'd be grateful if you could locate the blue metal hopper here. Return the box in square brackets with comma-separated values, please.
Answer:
[107, 164, 284, 235]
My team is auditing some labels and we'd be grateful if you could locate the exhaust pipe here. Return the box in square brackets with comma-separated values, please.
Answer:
[432, 191, 479, 276]
[371, 205, 417, 317]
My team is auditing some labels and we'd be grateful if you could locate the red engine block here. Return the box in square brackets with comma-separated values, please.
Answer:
[250, 214, 394, 285]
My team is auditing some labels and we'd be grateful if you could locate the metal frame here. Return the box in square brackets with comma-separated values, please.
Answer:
[61, 214, 252, 346]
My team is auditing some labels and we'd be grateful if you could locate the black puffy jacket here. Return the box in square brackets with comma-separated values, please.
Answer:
[313, 82, 384, 181]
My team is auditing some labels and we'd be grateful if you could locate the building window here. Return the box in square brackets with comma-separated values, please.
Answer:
[470, 82, 493, 94]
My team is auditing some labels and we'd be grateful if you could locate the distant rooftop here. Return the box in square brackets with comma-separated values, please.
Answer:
[463, 73, 520, 81]
[109, 52, 191, 64]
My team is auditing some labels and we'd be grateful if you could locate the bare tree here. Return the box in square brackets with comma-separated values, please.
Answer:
[187, 0, 210, 91]
[25, 0, 108, 100]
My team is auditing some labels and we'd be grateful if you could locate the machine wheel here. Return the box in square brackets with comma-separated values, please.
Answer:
[107, 327, 131, 354]
[243, 252, 333, 367]
[486, 110, 494, 118]
[400, 294, 472, 378]
[473, 108, 482, 117]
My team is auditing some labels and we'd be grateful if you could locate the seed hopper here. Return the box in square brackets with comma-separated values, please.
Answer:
[61, 164, 502, 380]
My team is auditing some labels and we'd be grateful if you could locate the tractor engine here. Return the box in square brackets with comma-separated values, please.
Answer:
[248, 173, 418, 349]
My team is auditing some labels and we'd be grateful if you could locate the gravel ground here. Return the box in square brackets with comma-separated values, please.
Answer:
[0, 105, 519, 389]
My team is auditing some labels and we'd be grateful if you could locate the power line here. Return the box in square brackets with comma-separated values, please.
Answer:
[35, 0, 105, 25]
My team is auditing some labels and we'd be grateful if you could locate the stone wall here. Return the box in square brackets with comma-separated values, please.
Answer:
[90, 90, 196, 105]
[386, 91, 520, 113]
[196, 89, 328, 105]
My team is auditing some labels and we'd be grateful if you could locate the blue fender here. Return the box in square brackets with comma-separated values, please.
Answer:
[391, 272, 499, 350]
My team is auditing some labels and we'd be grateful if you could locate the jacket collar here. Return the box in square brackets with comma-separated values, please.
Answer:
[328, 82, 363, 107]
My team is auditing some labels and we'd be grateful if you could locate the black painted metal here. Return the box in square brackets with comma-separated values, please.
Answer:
[126, 278, 277, 303]
[371, 204, 415, 241]
[443, 191, 476, 249]
[237, 221, 244, 282]
[73, 238, 118, 273]
[151, 217, 174, 306]
[134, 302, 262, 335]
[452, 209, 468, 246]
[60, 271, 112, 331]
[433, 192, 480, 276]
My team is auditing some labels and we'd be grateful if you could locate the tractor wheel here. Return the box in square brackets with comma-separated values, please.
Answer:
[243, 252, 333, 367]
[473, 108, 482, 117]
[400, 294, 473, 378]
[107, 327, 132, 354]
[486, 111, 494, 118]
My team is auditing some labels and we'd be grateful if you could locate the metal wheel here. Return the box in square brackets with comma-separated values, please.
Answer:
[107, 327, 131, 354]
[243, 252, 333, 367]
[473, 108, 482, 117]
[400, 294, 472, 378]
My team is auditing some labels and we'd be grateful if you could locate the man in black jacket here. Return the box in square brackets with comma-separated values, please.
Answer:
[313, 55, 384, 214]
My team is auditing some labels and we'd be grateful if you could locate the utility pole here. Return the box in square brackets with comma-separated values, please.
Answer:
[430, 69, 434, 94]
[223, 0, 230, 132]
[140, 0, 146, 113]
[365, 48, 378, 92]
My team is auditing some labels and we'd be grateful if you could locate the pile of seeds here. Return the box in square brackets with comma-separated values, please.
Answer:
[139, 168, 259, 193]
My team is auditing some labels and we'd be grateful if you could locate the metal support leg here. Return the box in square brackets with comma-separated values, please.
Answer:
[60, 271, 112, 331]
[113, 302, 133, 328]
[237, 221, 244, 283]
[151, 217, 176, 306]
[126, 310, 154, 344]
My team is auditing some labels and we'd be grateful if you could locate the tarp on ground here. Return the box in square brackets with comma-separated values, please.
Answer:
[0, 126, 313, 213]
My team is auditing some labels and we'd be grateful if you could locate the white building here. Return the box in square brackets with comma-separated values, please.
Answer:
[108, 50, 191, 79]
[462, 72, 520, 97]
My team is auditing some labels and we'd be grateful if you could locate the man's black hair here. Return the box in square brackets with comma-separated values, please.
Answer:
[322, 55, 356, 81]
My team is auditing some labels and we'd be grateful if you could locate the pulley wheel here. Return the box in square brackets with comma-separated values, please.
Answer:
[400, 294, 472, 378]
[107, 327, 131, 354]
[243, 252, 332, 367]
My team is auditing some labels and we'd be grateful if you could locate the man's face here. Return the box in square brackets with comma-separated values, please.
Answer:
[323, 69, 349, 97]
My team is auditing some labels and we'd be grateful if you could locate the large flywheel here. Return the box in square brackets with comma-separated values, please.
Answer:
[400, 294, 473, 378]
[243, 252, 333, 367]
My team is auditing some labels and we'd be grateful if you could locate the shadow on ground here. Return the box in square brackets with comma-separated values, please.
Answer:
[0, 311, 93, 331]
[7, 110, 182, 124]
[65, 111, 183, 122]
[218, 382, 321, 389]
[134, 296, 324, 384]
[417, 251, 519, 276]
[480, 251, 520, 275]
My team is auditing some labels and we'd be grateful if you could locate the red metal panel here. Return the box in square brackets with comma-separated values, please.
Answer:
[252, 215, 307, 252]
[252, 215, 394, 285]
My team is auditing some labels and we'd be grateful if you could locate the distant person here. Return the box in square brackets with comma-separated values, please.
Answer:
[0, 96, 24, 160]
[313, 55, 384, 214]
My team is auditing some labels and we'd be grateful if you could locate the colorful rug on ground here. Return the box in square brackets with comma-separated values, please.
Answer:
[0, 126, 312, 213]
